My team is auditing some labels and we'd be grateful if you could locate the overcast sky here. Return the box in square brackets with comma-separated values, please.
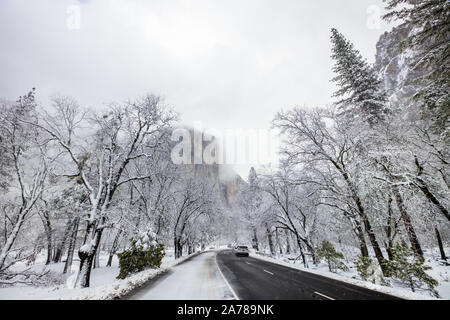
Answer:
[0, 0, 394, 178]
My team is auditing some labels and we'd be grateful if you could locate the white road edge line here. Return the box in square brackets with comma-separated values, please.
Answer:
[245, 262, 251, 265]
[263, 269, 274, 275]
[314, 291, 335, 300]
[215, 252, 240, 300]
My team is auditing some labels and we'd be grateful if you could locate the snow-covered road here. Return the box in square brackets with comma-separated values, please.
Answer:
[128, 251, 235, 300]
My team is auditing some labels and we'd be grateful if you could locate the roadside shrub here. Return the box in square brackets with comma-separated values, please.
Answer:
[117, 231, 165, 280]
[316, 241, 348, 273]
[383, 242, 439, 297]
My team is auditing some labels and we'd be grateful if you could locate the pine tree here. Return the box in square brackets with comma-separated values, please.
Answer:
[355, 255, 374, 281]
[330, 28, 389, 126]
[316, 241, 348, 273]
[383, 241, 439, 297]
[383, 0, 449, 132]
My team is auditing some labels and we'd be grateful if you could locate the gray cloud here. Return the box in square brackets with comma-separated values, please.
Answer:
[0, 0, 393, 178]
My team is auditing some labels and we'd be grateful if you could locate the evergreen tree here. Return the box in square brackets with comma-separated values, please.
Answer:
[383, 0, 449, 132]
[355, 255, 374, 281]
[316, 241, 348, 273]
[330, 28, 389, 126]
[355, 255, 388, 285]
[383, 241, 439, 297]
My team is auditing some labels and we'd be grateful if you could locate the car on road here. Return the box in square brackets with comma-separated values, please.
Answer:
[233, 245, 249, 257]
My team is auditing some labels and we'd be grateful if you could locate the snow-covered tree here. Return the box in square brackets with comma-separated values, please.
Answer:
[331, 28, 389, 126]
[26, 94, 176, 287]
[259, 165, 319, 266]
[0, 89, 49, 272]
[273, 107, 389, 273]
[171, 175, 217, 259]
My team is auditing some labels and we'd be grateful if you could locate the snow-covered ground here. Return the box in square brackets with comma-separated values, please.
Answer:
[0, 249, 201, 300]
[249, 247, 450, 300]
[129, 251, 234, 300]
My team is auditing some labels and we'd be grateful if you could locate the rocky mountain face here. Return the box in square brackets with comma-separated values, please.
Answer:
[189, 162, 245, 206]
[218, 167, 246, 206]
[180, 129, 246, 206]
[374, 22, 429, 115]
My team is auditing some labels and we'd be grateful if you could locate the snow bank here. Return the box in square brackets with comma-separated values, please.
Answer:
[0, 250, 202, 300]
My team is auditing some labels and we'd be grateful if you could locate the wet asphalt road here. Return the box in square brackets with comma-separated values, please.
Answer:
[216, 250, 401, 300]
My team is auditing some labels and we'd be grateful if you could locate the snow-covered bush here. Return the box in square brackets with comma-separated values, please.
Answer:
[117, 231, 165, 280]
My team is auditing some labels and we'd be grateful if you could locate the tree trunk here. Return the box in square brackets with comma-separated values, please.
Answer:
[252, 228, 259, 251]
[297, 239, 308, 268]
[360, 214, 386, 274]
[63, 217, 79, 274]
[414, 156, 450, 222]
[107, 229, 122, 267]
[106, 253, 114, 267]
[45, 226, 52, 265]
[266, 226, 275, 255]
[93, 246, 100, 269]
[435, 227, 447, 261]
[3, 210, 6, 245]
[333, 162, 387, 274]
[293, 233, 307, 268]
[355, 221, 369, 257]
[53, 219, 74, 263]
[416, 179, 450, 222]
[305, 239, 318, 264]
[174, 237, 183, 259]
[77, 251, 95, 288]
[392, 186, 423, 257]
[349, 187, 385, 271]
[276, 228, 283, 255]
[39, 211, 52, 265]
[285, 229, 291, 254]
[76, 221, 104, 288]
[344, 210, 369, 258]
[385, 195, 395, 260]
